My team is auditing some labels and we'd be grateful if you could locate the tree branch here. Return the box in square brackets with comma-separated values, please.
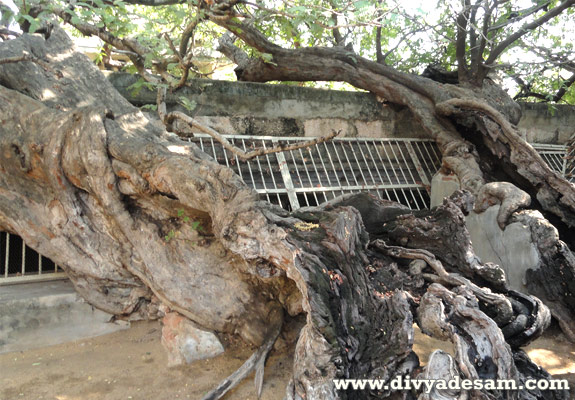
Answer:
[513, 70, 575, 103]
[0, 52, 61, 77]
[485, 0, 575, 67]
[455, 0, 472, 82]
[375, 26, 383, 64]
[331, 12, 344, 46]
[46, 6, 162, 84]
[553, 71, 575, 102]
[471, 0, 496, 83]
[179, 12, 204, 58]
[121, 0, 185, 5]
[0, 27, 21, 39]
[467, 0, 480, 68]
[487, 1, 551, 32]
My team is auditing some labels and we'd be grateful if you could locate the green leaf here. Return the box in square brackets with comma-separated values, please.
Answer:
[140, 104, 157, 111]
[261, 53, 277, 66]
[178, 97, 197, 113]
[353, 0, 370, 9]
[287, 6, 307, 13]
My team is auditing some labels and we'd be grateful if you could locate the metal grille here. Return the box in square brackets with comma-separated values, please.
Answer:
[0, 232, 65, 285]
[532, 144, 567, 175]
[190, 135, 441, 211]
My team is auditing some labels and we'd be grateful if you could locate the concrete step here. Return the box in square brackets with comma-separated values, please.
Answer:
[0, 280, 129, 354]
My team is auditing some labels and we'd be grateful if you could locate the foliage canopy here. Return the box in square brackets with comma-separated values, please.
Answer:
[3, 0, 575, 102]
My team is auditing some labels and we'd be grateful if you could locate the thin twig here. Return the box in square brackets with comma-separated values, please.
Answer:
[0, 53, 61, 77]
[201, 308, 283, 400]
[0, 28, 21, 38]
[156, 87, 340, 161]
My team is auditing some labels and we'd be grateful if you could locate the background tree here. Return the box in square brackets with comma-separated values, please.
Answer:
[1, 0, 575, 399]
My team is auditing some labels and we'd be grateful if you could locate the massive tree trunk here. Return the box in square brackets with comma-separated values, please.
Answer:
[0, 28, 573, 400]
[213, 19, 575, 343]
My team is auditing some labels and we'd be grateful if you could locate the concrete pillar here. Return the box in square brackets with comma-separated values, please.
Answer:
[430, 172, 460, 208]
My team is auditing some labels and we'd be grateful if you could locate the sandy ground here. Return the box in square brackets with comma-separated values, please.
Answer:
[1, 320, 573, 400]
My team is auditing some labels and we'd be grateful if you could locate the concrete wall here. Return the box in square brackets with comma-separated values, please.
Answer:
[109, 73, 575, 143]
[0, 281, 129, 354]
[518, 102, 575, 144]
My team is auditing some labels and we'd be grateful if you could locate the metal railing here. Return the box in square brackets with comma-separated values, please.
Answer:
[0, 232, 66, 285]
[190, 135, 442, 211]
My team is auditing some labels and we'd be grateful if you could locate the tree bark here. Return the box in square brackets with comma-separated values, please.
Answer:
[0, 28, 571, 400]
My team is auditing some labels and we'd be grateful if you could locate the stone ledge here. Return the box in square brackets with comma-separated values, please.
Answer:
[0, 280, 129, 354]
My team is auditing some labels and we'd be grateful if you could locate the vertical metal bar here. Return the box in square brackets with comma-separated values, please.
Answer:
[330, 141, 352, 187]
[21, 239, 26, 276]
[39, 252, 43, 275]
[395, 142, 419, 183]
[563, 148, 567, 177]
[230, 138, 245, 180]
[429, 142, 442, 167]
[380, 189, 392, 201]
[315, 143, 334, 187]
[405, 142, 431, 188]
[341, 142, 362, 187]
[348, 141, 370, 185]
[287, 148, 310, 206]
[252, 139, 269, 193]
[307, 146, 329, 204]
[3, 234, 8, 278]
[355, 141, 377, 185]
[240, 139, 258, 190]
[298, 148, 320, 205]
[390, 141, 421, 207]
[5, 233, 10, 277]
[371, 140, 401, 201]
[376, 140, 403, 201]
[262, 141, 285, 209]
[273, 139, 300, 210]
[364, 140, 385, 183]
[378, 141, 400, 183]
[412, 142, 434, 180]
[307, 146, 326, 187]
[323, 142, 346, 196]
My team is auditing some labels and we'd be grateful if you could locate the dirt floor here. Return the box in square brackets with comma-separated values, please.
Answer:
[1, 320, 573, 400]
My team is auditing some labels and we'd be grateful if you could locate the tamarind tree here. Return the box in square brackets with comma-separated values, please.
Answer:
[1, 0, 575, 398]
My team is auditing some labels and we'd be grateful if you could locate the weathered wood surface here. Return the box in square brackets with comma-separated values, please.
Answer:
[0, 29, 572, 399]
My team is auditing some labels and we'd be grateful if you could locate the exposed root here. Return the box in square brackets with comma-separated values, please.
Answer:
[419, 350, 466, 400]
[442, 140, 485, 194]
[474, 182, 531, 229]
[436, 97, 575, 229]
[370, 240, 550, 347]
[201, 307, 283, 400]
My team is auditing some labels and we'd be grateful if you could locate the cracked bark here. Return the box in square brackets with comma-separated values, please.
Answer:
[0, 28, 571, 400]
